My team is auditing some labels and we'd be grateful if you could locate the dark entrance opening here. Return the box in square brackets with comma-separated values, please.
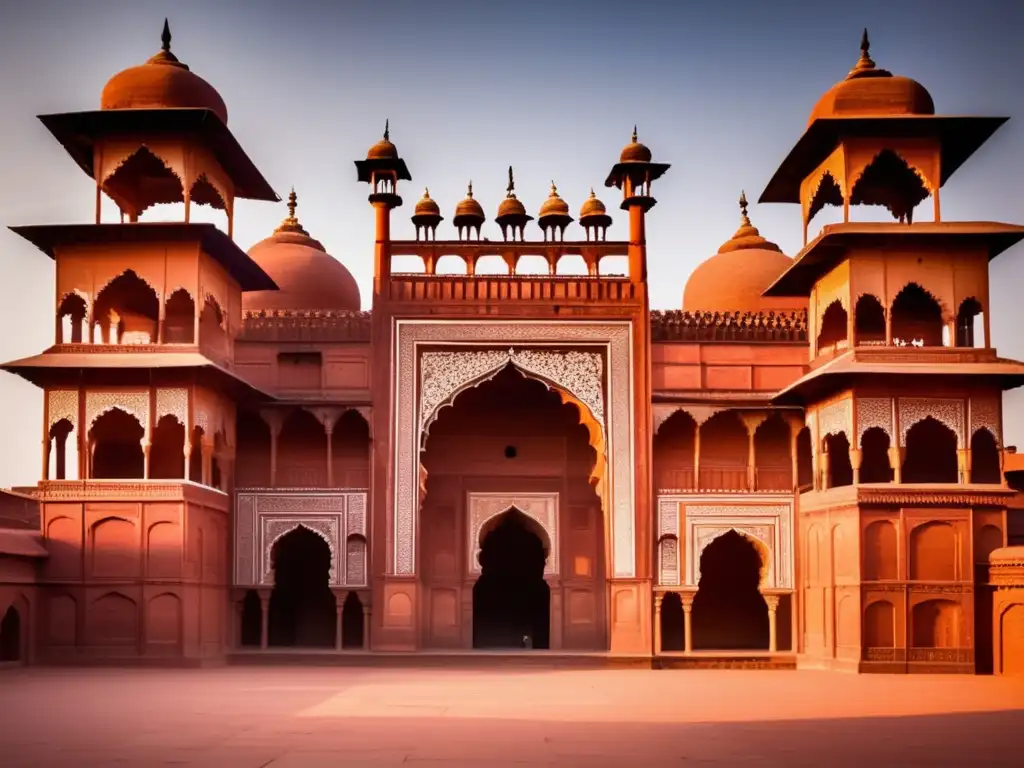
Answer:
[660, 592, 684, 651]
[473, 508, 550, 649]
[268, 526, 336, 648]
[341, 591, 364, 649]
[692, 530, 769, 650]
[240, 590, 261, 647]
[0, 606, 21, 662]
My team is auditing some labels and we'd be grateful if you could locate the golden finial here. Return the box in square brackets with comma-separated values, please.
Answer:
[549, 181, 559, 197]
[632, 125, 638, 143]
[384, 119, 390, 141]
[423, 186, 430, 199]
[275, 187, 307, 235]
[467, 180, 474, 198]
[506, 166, 516, 198]
[589, 187, 596, 198]
[850, 27, 876, 74]
[739, 190, 751, 226]
[161, 18, 172, 52]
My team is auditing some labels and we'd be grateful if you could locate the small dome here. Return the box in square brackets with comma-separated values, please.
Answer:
[454, 182, 485, 220]
[808, 30, 934, 127]
[620, 126, 653, 163]
[366, 120, 398, 160]
[243, 190, 360, 312]
[989, 546, 1024, 565]
[538, 182, 570, 218]
[579, 188, 607, 219]
[498, 196, 527, 218]
[414, 188, 441, 217]
[100, 20, 228, 124]
[682, 192, 806, 313]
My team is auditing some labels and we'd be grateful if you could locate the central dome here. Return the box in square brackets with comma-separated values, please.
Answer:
[808, 30, 934, 128]
[100, 20, 228, 124]
[243, 190, 361, 312]
[683, 193, 806, 313]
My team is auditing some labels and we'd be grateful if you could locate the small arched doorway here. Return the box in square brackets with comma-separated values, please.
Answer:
[239, 590, 261, 647]
[692, 530, 769, 650]
[473, 508, 550, 649]
[267, 526, 336, 648]
[660, 592, 684, 651]
[0, 605, 21, 662]
[341, 591, 364, 649]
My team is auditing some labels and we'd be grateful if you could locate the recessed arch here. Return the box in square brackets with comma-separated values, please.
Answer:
[860, 426, 892, 484]
[89, 407, 145, 479]
[57, 292, 88, 344]
[692, 530, 769, 650]
[823, 431, 853, 488]
[103, 145, 184, 219]
[164, 288, 195, 343]
[854, 294, 886, 345]
[850, 149, 931, 223]
[816, 299, 848, 352]
[891, 283, 944, 347]
[903, 417, 959, 483]
[970, 427, 1001, 484]
[93, 270, 160, 345]
[807, 170, 844, 226]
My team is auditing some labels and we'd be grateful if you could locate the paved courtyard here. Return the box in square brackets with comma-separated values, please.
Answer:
[1, 665, 1022, 766]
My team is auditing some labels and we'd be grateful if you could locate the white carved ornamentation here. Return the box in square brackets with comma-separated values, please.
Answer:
[818, 398, 852, 440]
[899, 398, 965, 448]
[659, 498, 793, 590]
[856, 397, 893, 443]
[659, 537, 680, 586]
[155, 388, 189, 427]
[396, 321, 634, 578]
[659, 499, 680, 538]
[47, 390, 78, 431]
[85, 391, 150, 433]
[233, 491, 368, 588]
[467, 492, 558, 576]
[969, 396, 1001, 446]
[419, 348, 605, 441]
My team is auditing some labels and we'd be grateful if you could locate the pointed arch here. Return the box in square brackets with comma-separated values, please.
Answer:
[816, 299, 848, 352]
[102, 145, 184, 218]
[807, 170, 844, 225]
[854, 294, 886, 345]
[57, 291, 88, 344]
[189, 173, 227, 211]
[891, 283, 944, 347]
[956, 297, 985, 348]
[93, 269, 160, 345]
[850, 149, 931, 223]
[164, 289, 195, 344]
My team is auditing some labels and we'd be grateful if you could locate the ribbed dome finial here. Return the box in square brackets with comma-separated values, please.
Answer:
[632, 125, 638, 143]
[506, 166, 516, 198]
[467, 180, 474, 198]
[161, 18, 172, 53]
[275, 187, 308, 235]
[739, 190, 750, 226]
[849, 27, 877, 77]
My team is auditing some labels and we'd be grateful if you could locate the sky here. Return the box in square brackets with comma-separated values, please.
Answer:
[0, 0, 1022, 487]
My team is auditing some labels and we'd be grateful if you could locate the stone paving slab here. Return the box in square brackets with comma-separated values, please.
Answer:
[0, 667, 1022, 766]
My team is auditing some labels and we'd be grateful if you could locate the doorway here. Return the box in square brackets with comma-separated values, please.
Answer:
[0, 605, 20, 662]
[692, 530, 769, 650]
[267, 526, 337, 648]
[473, 508, 550, 649]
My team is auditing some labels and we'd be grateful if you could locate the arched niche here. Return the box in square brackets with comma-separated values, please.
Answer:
[891, 283, 944, 347]
[695, 527, 772, 590]
[854, 294, 886, 345]
[910, 521, 958, 581]
[102, 146, 184, 220]
[816, 299, 848, 352]
[970, 428, 1001, 484]
[863, 520, 898, 581]
[164, 289, 195, 343]
[467, 493, 559, 578]
[754, 414, 791, 491]
[90, 407, 145, 479]
[692, 529, 769, 650]
[57, 292, 88, 344]
[796, 426, 813, 489]
[864, 600, 895, 648]
[902, 417, 959, 483]
[658, 534, 680, 586]
[956, 297, 984, 348]
[653, 409, 697, 490]
[912, 599, 961, 648]
[850, 149, 931, 223]
[93, 270, 160, 345]
[149, 414, 185, 479]
[860, 426, 892, 484]
[697, 411, 748, 491]
[276, 408, 327, 488]
[823, 432, 853, 488]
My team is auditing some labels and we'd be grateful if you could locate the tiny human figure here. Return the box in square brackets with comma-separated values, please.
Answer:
[522, 633, 532, 649]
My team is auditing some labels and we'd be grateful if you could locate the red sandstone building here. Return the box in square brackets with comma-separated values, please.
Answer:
[1, 25, 1023, 674]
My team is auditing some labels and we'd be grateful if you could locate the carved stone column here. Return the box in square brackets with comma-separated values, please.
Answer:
[547, 577, 563, 650]
[325, 421, 335, 488]
[681, 593, 695, 653]
[784, 414, 803, 490]
[693, 428, 701, 490]
[889, 447, 904, 484]
[201, 440, 214, 486]
[41, 439, 50, 481]
[850, 448, 862, 485]
[740, 412, 766, 491]
[259, 590, 271, 650]
[958, 448, 971, 484]
[820, 449, 831, 490]
[764, 594, 780, 653]
[653, 593, 664, 654]
[142, 439, 152, 479]
[333, 590, 348, 651]
[260, 410, 284, 488]
[884, 308, 893, 346]
[362, 602, 371, 650]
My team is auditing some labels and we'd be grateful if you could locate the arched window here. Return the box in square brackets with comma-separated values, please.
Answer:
[93, 271, 159, 345]
[796, 426, 813, 489]
[854, 294, 886, 345]
[90, 408, 145, 479]
[163, 289, 195, 344]
[102, 146, 184, 221]
[970, 428, 1001, 484]
[654, 410, 697, 490]
[891, 283, 943, 347]
[57, 293, 88, 344]
[859, 427, 892, 483]
[956, 298, 984, 348]
[823, 432, 853, 488]
[816, 300, 848, 352]
[698, 411, 749, 491]
[149, 415, 185, 479]
[850, 150, 930, 223]
[754, 414, 791, 491]
[903, 417, 959, 483]
[47, 418, 78, 480]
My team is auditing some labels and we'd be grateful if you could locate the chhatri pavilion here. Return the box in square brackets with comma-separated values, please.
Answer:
[1, 23, 1023, 675]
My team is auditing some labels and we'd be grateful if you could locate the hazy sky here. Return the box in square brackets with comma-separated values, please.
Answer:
[0, 0, 1022, 487]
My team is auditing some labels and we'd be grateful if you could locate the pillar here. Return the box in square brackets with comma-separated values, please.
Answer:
[184, 441, 193, 481]
[260, 410, 284, 488]
[788, 422, 800, 490]
[547, 578, 563, 650]
[740, 412, 767, 492]
[693, 427, 701, 490]
[850, 448, 862, 485]
[201, 441, 214, 486]
[325, 422, 335, 488]
[681, 593, 694, 653]
[764, 594, 780, 653]
[41, 439, 50, 481]
[889, 446, 904, 484]
[142, 439, 152, 479]
[259, 591, 270, 650]
[55, 432, 67, 480]
[958, 448, 971, 484]
[334, 590, 347, 651]
[653, 593, 664, 654]
[820, 450, 831, 490]
[362, 602, 371, 650]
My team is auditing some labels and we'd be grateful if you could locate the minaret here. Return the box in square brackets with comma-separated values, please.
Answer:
[603, 127, 670, 282]
[355, 120, 412, 294]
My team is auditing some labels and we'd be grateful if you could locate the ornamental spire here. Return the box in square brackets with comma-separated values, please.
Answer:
[739, 190, 751, 226]
[849, 27, 876, 76]
[274, 187, 308, 235]
[506, 166, 516, 198]
[161, 18, 171, 53]
[384, 119, 390, 141]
